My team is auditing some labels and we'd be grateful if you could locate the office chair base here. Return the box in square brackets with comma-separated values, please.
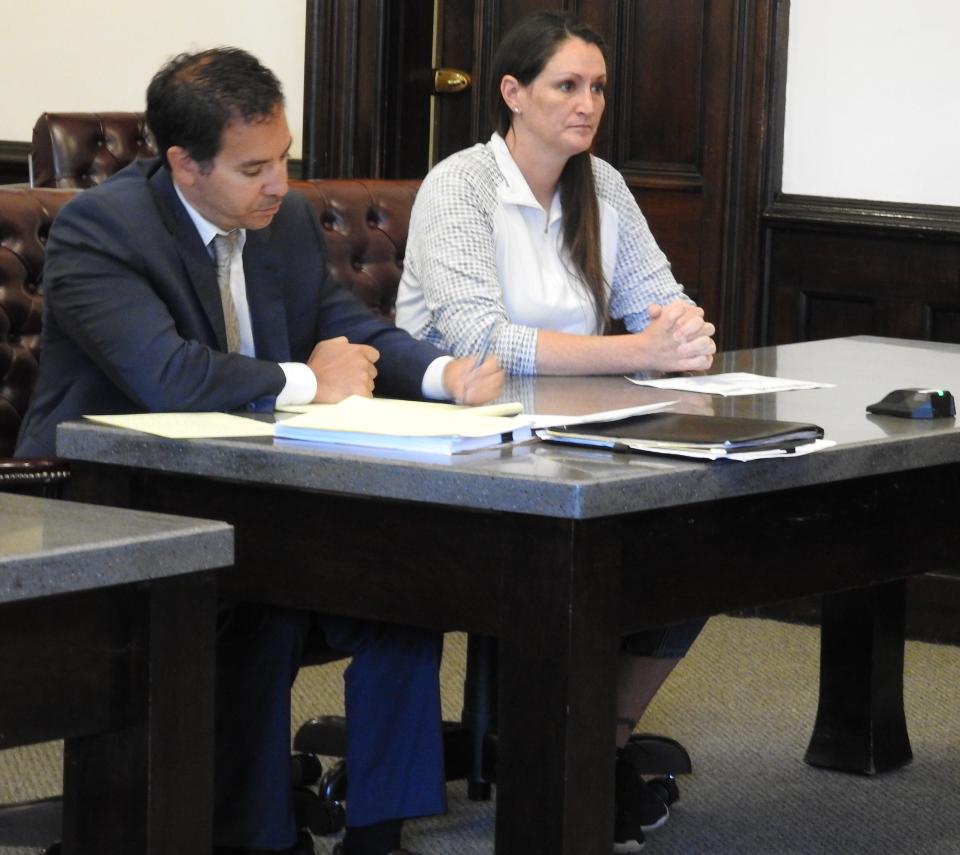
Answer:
[293, 784, 346, 836]
[293, 716, 497, 801]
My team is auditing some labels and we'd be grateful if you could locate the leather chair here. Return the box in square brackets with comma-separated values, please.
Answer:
[0, 187, 72, 492]
[30, 112, 156, 189]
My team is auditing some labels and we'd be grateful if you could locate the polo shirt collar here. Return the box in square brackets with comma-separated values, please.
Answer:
[489, 133, 562, 223]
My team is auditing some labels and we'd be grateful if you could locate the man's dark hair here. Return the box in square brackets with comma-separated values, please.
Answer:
[146, 47, 285, 169]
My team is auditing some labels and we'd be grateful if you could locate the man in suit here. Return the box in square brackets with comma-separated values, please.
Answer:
[17, 48, 502, 855]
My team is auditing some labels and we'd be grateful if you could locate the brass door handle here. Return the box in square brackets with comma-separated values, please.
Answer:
[434, 68, 471, 94]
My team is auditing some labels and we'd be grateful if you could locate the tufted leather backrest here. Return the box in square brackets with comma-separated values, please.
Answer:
[0, 178, 421, 456]
[0, 189, 75, 455]
[31, 112, 157, 189]
[292, 179, 419, 322]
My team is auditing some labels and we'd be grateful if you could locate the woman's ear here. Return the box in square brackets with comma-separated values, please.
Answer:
[500, 75, 522, 114]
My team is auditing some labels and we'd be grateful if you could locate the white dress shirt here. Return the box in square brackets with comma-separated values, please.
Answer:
[175, 183, 450, 403]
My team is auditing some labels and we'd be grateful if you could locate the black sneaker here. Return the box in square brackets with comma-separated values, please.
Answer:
[613, 749, 668, 852]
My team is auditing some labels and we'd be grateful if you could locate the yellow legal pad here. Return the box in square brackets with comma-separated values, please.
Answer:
[83, 412, 275, 439]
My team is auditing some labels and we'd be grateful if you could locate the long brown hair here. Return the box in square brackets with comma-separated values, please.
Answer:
[490, 11, 608, 328]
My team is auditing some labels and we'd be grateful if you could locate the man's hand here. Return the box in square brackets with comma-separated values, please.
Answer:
[307, 336, 380, 403]
[643, 301, 716, 372]
[443, 355, 504, 405]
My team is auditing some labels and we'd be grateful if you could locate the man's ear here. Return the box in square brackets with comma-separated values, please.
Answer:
[167, 146, 200, 187]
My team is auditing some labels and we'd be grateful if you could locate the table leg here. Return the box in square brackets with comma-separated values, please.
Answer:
[805, 579, 912, 773]
[61, 572, 216, 855]
[494, 517, 621, 855]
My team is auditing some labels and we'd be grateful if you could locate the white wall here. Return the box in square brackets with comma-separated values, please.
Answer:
[4, 0, 957, 205]
[0, 0, 307, 157]
[782, 0, 960, 207]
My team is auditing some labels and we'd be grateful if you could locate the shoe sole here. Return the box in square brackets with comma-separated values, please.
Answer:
[613, 840, 645, 853]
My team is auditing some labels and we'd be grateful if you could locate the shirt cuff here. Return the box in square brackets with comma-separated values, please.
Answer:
[276, 362, 318, 407]
[422, 356, 454, 400]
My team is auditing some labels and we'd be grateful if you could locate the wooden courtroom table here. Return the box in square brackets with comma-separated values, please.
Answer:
[0, 493, 233, 855]
[58, 335, 960, 855]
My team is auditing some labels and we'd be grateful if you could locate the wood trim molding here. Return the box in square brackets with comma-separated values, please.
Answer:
[715, 0, 782, 350]
[303, 0, 374, 178]
[621, 168, 705, 192]
[765, 194, 960, 238]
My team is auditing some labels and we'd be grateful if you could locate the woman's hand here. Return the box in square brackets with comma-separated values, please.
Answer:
[643, 302, 716, 372]
[443, 355, 505, 405]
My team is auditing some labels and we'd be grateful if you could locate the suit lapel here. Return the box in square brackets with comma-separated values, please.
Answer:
[147, 163, 229, 351]
[243, 226, 291, 362]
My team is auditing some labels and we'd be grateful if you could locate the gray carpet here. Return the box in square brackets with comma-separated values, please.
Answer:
[2, 616, 959, 854]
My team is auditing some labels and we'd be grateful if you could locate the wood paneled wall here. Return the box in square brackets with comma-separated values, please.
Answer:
[764, 206, 960, 345]
[759, 4, 960, 349]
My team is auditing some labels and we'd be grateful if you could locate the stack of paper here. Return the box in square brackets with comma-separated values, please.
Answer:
[274, 395, 533, 454]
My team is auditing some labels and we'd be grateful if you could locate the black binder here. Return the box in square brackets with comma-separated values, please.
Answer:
[539, 412, 824, 457]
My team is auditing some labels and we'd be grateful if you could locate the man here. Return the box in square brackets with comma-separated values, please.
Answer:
[17, 48, 502, 855]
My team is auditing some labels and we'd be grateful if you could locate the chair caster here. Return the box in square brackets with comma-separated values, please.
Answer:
[293, 786, 346, 836]
[291, 751, 324, 787]
[319, 758, 348, 804]
[645, 773, 681, 806]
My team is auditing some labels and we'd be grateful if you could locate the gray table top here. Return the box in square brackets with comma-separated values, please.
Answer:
[0, 493, 233, 604]
[57, 336, 960, 519]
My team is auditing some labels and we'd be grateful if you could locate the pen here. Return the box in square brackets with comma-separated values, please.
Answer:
[461, 324, 496, 404]
[472, 324, 496, 370]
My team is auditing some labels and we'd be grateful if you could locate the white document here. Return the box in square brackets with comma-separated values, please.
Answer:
[83, 412, 275, 439]
[535, 432, 836, 462]
[626, 372, 834, 396]
[528, 400, 677, 430]
[277, 399, 524, 418]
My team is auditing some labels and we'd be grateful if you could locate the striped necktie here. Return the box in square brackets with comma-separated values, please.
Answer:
[213, 231, 242, 353]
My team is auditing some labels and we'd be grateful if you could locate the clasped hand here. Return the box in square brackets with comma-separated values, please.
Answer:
[646, 301, 716, 372]
[307, 337, 504, 405]
[307, 336, 379, 402]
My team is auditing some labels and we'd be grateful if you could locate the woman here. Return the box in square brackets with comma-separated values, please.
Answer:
[397, 11, 716, 854]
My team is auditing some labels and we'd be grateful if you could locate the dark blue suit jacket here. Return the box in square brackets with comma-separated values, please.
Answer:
[17, 159, 443, 456]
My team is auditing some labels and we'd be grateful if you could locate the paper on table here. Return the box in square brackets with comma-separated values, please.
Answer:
[276, 399, 524, 418]
[528, 400, 677, 430]
[625, 372, 834, 396]
[535, 430, 836, 462]
[83, 412, 275, 439]
[626, 437, 836, 461]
